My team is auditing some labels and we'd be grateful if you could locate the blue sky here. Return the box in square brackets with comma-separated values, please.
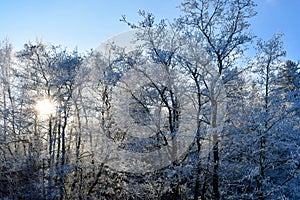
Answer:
[0, 0, 299, 60]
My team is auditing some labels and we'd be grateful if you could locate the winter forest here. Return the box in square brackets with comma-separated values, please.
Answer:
[0, 0, 299, 199]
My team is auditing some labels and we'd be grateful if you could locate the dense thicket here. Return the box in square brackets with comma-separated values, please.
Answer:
[0, 0, 299, 199]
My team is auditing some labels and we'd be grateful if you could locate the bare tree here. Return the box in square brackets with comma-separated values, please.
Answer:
[179, 0, 256, 199]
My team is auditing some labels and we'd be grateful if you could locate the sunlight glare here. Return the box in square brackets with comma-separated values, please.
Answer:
[35, 98, 56, 117]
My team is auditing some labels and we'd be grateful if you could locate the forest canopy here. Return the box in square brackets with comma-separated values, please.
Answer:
[0, 0, 299, 199]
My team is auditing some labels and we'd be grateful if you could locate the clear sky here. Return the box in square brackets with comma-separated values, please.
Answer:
[0, 0, 299, 60]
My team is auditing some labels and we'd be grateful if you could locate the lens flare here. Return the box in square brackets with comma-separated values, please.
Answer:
[35, 98, 55, 116]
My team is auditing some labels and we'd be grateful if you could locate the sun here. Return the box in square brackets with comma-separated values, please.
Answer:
[35, 98, 56, 116]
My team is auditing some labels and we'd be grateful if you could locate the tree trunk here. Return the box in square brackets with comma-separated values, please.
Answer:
[211, 98, 219, 200]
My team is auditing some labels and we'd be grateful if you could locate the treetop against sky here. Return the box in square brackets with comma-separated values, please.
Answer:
[0, 0, 299, 60]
